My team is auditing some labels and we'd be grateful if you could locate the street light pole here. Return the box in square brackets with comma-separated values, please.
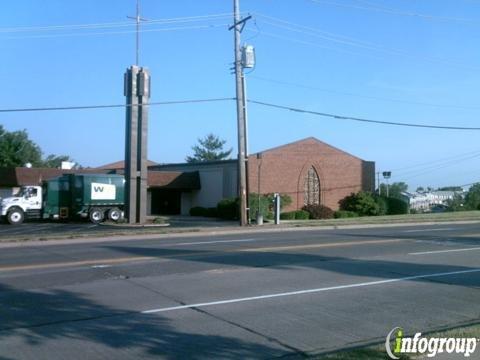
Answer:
[382, 171, 392, 198]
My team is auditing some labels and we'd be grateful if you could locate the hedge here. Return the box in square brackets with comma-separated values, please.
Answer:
[280, 211, 296, 220]
[334, 210, 358, 219]
[189, 207, 207, 217]
[302, 204, 334, 219]
[217, 198, 239, 220]
[294, 210, 310, 220]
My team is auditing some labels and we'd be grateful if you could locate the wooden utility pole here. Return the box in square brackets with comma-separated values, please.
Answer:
[232, 0, 248, 226]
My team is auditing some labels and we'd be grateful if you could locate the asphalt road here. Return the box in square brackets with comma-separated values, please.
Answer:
[0, 223, 479, 359]
[0, 217, 235, 239]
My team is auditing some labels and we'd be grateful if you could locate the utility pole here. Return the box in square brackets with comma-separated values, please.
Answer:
[231, 0, 251, 226]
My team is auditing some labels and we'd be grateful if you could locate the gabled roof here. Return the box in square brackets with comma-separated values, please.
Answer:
[251, 137, 365, 161]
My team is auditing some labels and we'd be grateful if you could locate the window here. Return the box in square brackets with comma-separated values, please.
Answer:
[304, 166, 320, 206]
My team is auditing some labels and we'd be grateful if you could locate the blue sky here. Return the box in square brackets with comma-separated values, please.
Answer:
[1, 0, 480, 190]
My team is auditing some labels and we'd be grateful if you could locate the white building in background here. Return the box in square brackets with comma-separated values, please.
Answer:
[401, 190, 464, 212]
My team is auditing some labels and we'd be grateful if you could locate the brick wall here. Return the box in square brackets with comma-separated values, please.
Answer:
[247, 138, 375, 211]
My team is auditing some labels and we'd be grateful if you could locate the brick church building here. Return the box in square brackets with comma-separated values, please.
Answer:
[151, 137, 375, 214]
[0, 137, 375, 216]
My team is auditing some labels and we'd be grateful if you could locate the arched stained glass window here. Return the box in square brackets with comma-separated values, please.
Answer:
[304, 166, 320, 206]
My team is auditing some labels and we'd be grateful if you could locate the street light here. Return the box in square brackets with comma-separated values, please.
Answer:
[382, 171, 392, 197]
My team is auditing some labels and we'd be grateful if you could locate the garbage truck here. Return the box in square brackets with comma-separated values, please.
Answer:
[0, 173, 125, 225]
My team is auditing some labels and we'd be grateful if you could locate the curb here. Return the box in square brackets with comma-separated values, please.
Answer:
[0, 219, 478, 249]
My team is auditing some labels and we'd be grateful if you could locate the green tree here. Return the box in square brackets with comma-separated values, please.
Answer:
[446, 193, 465, 212]
[416, 186, 425, 193]
[379, 182, 408, 199]
[438, 186, 463, 192]
[186, 134, 232, 163]
[0, 125, 79, 168]
[0, 125, 43, 167]
[464, 183, 480, 210]
[339, 191, 380, 216]
[42, 154, 79, 169]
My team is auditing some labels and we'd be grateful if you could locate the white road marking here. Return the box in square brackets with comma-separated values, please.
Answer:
[403, 228, 454, 233]
[409, 247, 480, 255]
[141, 268, 480, 315]
[91, 264, 112, 269]
[168, 238, 258, 247]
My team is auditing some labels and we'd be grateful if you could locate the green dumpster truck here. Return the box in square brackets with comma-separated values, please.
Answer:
[0, 173, 125, 225]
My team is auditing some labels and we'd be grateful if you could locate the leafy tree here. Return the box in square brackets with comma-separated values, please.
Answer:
[186, 133, 232, 163]
[379, 182, 408, 199]
[464, 183, 480, 210]
[416, 186, 425, 193]
[0, 125, 79, 168]
[446, 193, 465, 212]
[42, 154, 79, 169]
[438, 186, 463, 192]
[0, 125, 43, 167]
[339, 191, 380, 216]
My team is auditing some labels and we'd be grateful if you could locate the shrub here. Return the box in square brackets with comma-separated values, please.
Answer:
[280, 211, 296, 220]
[339, 192, 380, 216]
[302, 204, 334, 219]
[249, 193, 293, 220]
[384, 197, 409, 215]
[294, 210, 310, 220]
[205, 207, 218, 218]
[334, 210, 358, 219]
[249, 193, 271, 220]
[189, 206, 207, 217]
[374, 196, 388, 216]
[217, 198, 239, 220]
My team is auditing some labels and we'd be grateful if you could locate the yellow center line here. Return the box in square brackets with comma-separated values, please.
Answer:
[0, 256, 156, 272]
[241, 239, 407, 252]
[0, 238, 408, 272]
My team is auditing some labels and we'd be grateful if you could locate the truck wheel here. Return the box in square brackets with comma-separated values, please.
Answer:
[107, 208, 122, 222]
[7, 207, 24, 225]
[89, 208, 104, 224]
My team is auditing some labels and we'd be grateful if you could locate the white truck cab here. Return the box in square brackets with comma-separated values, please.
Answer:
[0, 186, 43, 225]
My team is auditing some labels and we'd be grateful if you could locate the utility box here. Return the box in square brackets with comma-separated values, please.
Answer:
[242, 45, 255, 69]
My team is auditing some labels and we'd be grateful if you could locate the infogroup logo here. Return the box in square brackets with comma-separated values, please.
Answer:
[385, 327, 478, 359]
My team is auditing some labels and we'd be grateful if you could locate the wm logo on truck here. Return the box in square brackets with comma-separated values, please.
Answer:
[91, 183, 116, 200]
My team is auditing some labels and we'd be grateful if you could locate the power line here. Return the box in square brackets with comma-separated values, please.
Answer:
[0, 98, 235, 113]
[2, 23, 229, 40]
[254, 13, 479, 71]
[308, 0, 477, 24]
[0, 13, 237, 33]
[3, 97, 480, 131]
[391, 149, 480, 172]
[395, 153, 480, 180]
[250, 75, 480, 110]
[247, 99, 480, 130]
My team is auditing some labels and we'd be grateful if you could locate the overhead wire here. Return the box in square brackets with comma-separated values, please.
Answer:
[391, 149, 480, 172]
[249, 75, 480, 110]
[308, 0, 477, 24]
[0, 98, 236, 113]
[254, 13, 480, 70]
[2, 23, 229, 40]
[0, 13, 238, 33]
[247, 99, 480, 130]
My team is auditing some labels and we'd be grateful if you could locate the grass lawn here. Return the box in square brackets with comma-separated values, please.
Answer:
[315, 323, 480, 359]
[287, 211, 480, 227]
